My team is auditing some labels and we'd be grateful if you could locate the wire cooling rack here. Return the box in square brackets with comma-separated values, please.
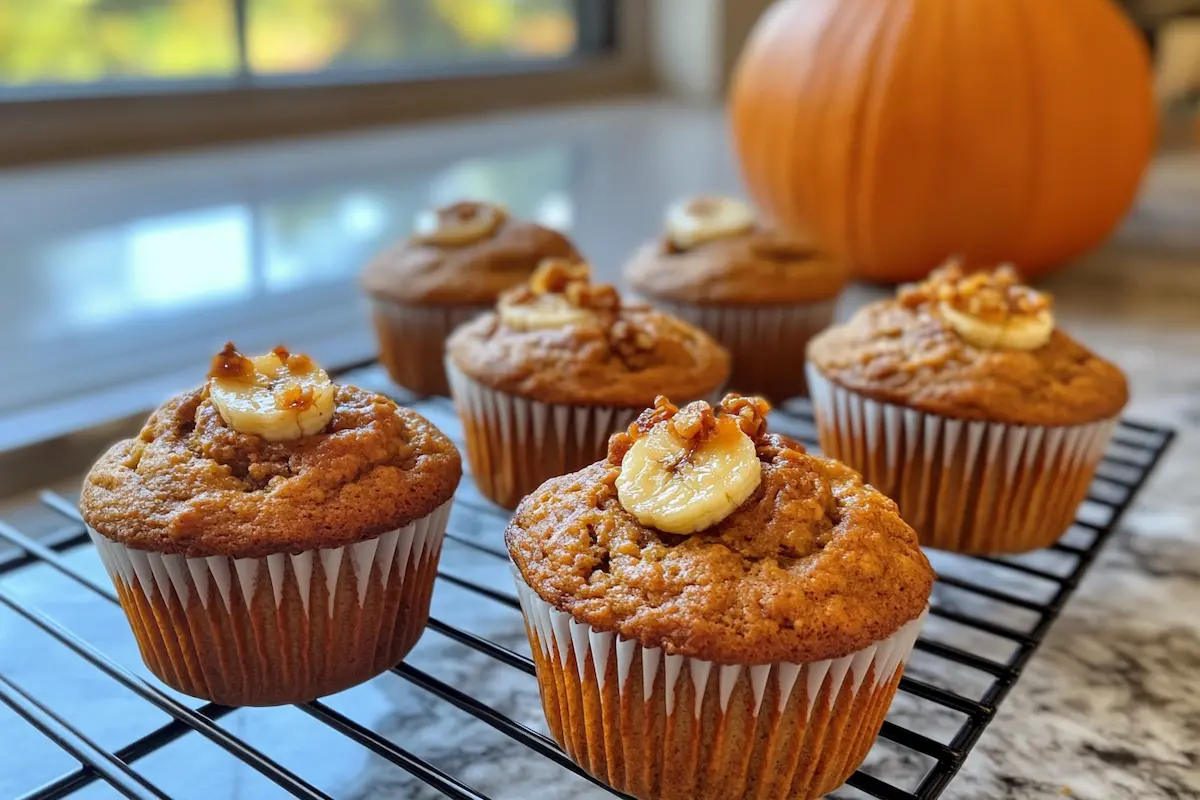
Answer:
[0, 357, 1176, 800]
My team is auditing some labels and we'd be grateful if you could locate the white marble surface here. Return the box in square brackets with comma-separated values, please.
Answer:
[0, 101, 1197, 799]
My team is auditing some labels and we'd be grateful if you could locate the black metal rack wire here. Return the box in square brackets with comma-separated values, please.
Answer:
[0, 358, 1176, 800]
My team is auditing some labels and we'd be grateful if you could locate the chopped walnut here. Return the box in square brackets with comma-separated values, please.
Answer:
[610, 318, 657, 362]
[720, 394, 771, 440]
[274, 382, 316, 411]
[286, 352, 316, 374]
[898, 262, 1051, 324]
[670, 401, 718, 442]
[607, 393, 775, 466]
[529, 258, 590, 294]
[566, 281, 620, 312]
[508, 258, 621, 316]
[208, 342, 254, 381]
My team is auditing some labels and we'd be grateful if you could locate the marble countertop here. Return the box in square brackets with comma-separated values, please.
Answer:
[0, 102, 1197, 799]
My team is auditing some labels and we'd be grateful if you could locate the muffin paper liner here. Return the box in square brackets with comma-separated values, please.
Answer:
[513, 572, 926, 800]
[806, 366, 1119, 554]
[371, 298, 489, 396]
[651, 299, 837, 401]
[87, 501, 452, 706]
[448, 361, 727, 510]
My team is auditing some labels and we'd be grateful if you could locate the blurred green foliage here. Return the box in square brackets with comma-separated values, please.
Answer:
[0, 0, 577, 85]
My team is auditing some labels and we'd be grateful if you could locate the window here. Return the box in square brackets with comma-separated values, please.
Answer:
[0, 0, 607, 97]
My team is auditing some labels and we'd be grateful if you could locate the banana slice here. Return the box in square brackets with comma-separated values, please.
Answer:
[616, 416, 762, 535]
[208, 344, 336, 442]
[414, 201, 506, 247]
[498, 294, 592, 331]
[940, 303, 1053, 351]
[666, 195, 756, 250]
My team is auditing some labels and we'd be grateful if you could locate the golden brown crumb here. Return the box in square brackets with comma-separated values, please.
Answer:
[898, 262, 1051, 324]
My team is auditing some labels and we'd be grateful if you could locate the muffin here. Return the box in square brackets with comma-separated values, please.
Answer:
[80, 344, 461, 706]
[624, 195, 848, 402]
[361, 200, 581, 396]
[506, 395, 933, 800]
[446, 260, 730, 509]
[807, 263, 1129, 554]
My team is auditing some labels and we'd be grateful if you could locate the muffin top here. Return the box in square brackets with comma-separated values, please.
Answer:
[624, 196, 848, 306]
[447, 260, 730, 407]
[506, 395, 933, 664]
[81, 345, 461, 559]
[807, 264, 1129, 426]
[360, 200, 581, 306]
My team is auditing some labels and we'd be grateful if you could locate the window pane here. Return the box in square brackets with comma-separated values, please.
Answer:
[0, 0, 238, 86]
[247, 0, 579, 75]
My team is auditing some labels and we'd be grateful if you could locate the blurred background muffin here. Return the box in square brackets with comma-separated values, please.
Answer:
[446, 260, 729, 509]
[807, 264, 1129, 554]
[361, 200, 581, 397]
[625, 195, 848, 403]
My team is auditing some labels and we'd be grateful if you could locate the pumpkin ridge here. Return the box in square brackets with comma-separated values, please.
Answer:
[828, 0, 894, 259]
[851, 0, 915, 270]
[1010, 0, 1046, 265]
[777, 0, 841, 238]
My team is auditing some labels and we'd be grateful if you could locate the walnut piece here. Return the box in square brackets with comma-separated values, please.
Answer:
[607, 393, 774, 466]
[208, 342, 254, 381]
[529, 258, 590, 294]
[898, 262, 1051, 324]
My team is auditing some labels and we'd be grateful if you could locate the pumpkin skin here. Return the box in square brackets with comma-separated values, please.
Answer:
[730, 0, 1157, 283]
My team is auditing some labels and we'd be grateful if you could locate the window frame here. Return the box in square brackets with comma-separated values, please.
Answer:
[0, 0, 647, 165]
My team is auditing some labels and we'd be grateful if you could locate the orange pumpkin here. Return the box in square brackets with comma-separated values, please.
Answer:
[730, 0, 1158, 283]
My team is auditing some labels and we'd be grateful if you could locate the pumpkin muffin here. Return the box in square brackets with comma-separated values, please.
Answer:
[445, 260, 729, 510]
[361, 200, 581, 396]
[624, 195, 848, 402]
[80, 344, 461, 706]
[807, 263, 1129, 554]
[506, 395, 933, 800]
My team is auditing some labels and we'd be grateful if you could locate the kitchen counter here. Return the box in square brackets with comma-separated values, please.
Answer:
[0, 101, 1197, 799]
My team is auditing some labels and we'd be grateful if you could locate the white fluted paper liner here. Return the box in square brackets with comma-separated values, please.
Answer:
[806, 365, 1119, 554]
[447, 359, 724, 509]
[651, 299, 837, 400]
[512, 570, 926, 798]
[87, 500, 451, 705]
[371, 298, 488, 396]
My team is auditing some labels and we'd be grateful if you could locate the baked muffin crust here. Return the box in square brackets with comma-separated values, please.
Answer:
[81, 386, 461, 559]
[625, 229, 848, 306]
[808, 267, 1129, 426]
[361, 205, 580, 306]
[447, 264, 730, 407]
[506, 401, 932, 664]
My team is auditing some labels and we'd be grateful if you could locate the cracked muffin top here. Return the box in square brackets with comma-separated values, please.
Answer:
[506, 395, 933, 664]
[807, 264, 1129, 426]
[624, 195, 848, 306]
[80, 346, 461, 559]
[446, 260, 730, 407]
[360, 200, 581, 306]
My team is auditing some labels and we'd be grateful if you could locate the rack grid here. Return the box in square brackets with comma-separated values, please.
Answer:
[0, 358, 1176, 800]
